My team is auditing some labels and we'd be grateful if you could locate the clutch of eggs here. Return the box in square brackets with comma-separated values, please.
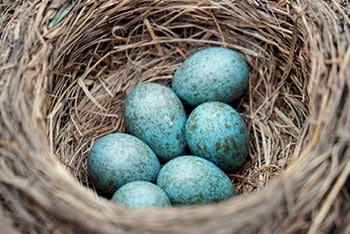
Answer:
[87, 47, 249, 207]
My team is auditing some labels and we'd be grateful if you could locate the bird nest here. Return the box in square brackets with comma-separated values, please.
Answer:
[0, 1, 349, 233]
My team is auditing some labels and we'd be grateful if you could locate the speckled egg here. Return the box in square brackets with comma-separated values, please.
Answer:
[124, 83, 187, 162]
[88, 133, 161, 195]
[157, 156, 234, 205]
[111, 181, 171, 209]
[172, 47, 249, 106]
[185, 102, 248, 172]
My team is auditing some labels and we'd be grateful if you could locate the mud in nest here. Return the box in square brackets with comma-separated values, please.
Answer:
[0, 1, 349, 233]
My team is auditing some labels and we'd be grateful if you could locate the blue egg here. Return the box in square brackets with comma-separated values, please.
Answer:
[88, 133, 160, 195]
[124, 83, 187, 162]
[157, 156, 234, 205]
[172, 47, 249, 106]
[111, 181, 171, 209]
[185, 102, 248, 172]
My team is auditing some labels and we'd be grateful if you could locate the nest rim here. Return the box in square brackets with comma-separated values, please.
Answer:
[0, 0, 349, 233]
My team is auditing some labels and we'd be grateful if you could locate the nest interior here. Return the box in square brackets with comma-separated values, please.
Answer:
[49, 0, 310, 194]
[0, 1, 349, 233]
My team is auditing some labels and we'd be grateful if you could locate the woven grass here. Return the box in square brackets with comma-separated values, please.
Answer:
[0, 0, 349, 233]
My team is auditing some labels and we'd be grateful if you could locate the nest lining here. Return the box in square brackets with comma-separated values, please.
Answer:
[47, 1, 309, 196]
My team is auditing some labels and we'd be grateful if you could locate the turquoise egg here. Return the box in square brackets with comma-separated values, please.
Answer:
[185, 102, 248, 172]
[124, 83, 187, 162]
[157, 156, 234, 205]
[87, 133, 160, 195]
[172, 47, 249, 106]
[111, 181, 171, 209]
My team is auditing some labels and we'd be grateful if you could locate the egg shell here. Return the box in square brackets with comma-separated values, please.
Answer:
[172, 47, 249, 106]
[88, 133, 161, 195]
[185, 102, 248, 172]
[157, 156, 234, 205]
[124, 83, 187, 162]
[111, 181, 171, 209]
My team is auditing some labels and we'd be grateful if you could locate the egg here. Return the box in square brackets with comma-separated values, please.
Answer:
[111, 181, 171, 209]
[157, 156, 234, 205]
[172, 47, 249, 106]
[124, 83, 187, 162]
[88, 133, 161, 195]
[185, 102, 248, 172]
